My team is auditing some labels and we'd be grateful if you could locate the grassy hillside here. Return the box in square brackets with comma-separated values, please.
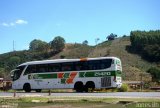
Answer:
[50, 37, 154, 81]
[0, 37, 157, 81]
[51, 43, 94, 59]
[88, 37, 154, 81]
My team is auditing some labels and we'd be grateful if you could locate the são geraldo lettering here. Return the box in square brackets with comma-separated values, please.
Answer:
[94, 72, 111, 76]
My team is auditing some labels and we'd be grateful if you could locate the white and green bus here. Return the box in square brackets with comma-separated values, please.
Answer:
[11, 57, 122, 92]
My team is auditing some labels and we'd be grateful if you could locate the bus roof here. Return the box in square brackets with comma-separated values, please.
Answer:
[18, 57, 120, 66]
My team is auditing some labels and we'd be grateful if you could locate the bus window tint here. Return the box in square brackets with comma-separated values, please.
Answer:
[101, 59, 112, 69]
[24, 65, 36, 75]
[87, 59, 112, 70]
[88, 60, 101, 70]
[48, 63, 61, 72]
[36, 64, 48, 73]
[74, 59, 112, 71]
[75, 62, 82, 71]
[23, 59, 113, 74]
[75, 61, 88, 71]
[61, 62, 74, 71]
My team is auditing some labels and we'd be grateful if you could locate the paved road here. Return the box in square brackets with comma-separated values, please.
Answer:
[0, 92, 160, 98]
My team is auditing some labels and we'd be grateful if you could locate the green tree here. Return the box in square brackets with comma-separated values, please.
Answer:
[7, 56, 21, 70]
[82, 40, 88, 45]
[107, 33, 117, 40]
[143, 44, 160, 62]
[50, 36, 65, 52]
[147, 67, 160, 82]
[130, 30, 160, 62]
[29, 39, 49, 52]
[0, 68, 5, 77]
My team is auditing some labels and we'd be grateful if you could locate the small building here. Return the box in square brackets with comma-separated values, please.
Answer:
[0, 78, 12, 90]
[123, 81, 143, 89]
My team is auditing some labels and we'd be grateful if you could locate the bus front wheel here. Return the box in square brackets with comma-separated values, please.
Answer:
[23, 83, 31, 92]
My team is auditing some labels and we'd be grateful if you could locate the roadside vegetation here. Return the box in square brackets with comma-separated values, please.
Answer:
[0, 97, 160, 108]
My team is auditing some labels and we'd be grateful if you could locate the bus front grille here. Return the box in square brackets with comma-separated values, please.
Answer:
[101, 77, 111, 87]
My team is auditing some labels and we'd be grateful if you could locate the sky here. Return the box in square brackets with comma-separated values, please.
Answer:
[0, 0, 160, 54]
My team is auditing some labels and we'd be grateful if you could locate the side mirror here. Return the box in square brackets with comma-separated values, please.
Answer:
[11, 74, 14, 78]
[10, 69, 20, 79]
[10, 70, 14, 79]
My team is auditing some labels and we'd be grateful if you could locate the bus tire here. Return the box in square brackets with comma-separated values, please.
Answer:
[74, 81, 84, 92]
[35, 89, 42, 92]
[23, 83, 31, 92]
[84, 81, 95, 92]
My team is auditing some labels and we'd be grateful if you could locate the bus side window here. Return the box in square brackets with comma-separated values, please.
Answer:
[101, 59, 112, 69]
[61, 62, 74, 71]
[75, 61, 82, 71]
[36, 64, 48, 73]
[75, 65, 81, 71]
[24, 65, 36, 75]
[100, 64, 106, 69]
[74, 61, 90, 71]
[88, 60, 101, 70]
[48, 63, 61, 72]
[81, 61, 88, 70]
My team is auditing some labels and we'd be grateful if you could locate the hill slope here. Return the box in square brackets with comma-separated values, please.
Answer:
[51, 37, 154, 81]
[0, 37, 155, 81]
[89, 37, 154, 81]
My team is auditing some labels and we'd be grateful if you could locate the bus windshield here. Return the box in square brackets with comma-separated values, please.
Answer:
[11, 66, 25, 81]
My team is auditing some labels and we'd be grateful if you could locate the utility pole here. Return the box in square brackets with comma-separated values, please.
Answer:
[13, 40, 15, 52]
[140, 73, 143, 92]
[94, 38, 100, 57]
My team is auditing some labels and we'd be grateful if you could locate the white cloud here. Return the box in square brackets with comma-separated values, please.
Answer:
[2, 23, 9, 27]
[10, 22, 15, 26]
[15, 19, 28, 24]
[1, 19, 28, 27]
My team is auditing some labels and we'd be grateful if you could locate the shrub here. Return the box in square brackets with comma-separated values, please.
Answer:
[118, 84, 128, 92]
[147, 67, 160, 82]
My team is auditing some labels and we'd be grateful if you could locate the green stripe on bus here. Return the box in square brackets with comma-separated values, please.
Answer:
[79, 71, 121, 77]
[63, 73, 70, 78]
[61, 79, 66, 84]
[116, 71, 122, 77]
[38, 74, 57, 79]
[30, 73, 57, 79]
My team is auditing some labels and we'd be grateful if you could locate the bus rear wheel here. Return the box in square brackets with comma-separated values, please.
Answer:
[23, 83, 31, 92]
[74, 81, 84, 92]
[84, 81, 95, 92]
